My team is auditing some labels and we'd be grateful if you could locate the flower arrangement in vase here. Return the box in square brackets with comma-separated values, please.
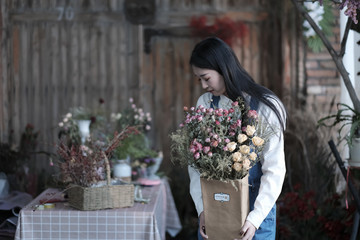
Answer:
[58, 99, 107, 146]
[110, 97, 160, 179]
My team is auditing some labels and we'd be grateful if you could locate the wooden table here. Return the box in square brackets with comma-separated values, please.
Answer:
[15, 179, 182, 240]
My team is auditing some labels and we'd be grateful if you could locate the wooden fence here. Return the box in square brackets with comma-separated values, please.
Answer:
[0, 0, 301, 174]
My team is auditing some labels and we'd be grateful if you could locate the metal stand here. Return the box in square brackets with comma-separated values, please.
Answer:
[328, 140, 360, 240]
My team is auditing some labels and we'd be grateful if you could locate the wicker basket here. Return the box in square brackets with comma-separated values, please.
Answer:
[66, 153, 135, 211]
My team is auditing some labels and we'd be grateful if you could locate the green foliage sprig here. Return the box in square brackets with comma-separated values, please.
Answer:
[317, 103, 360, 146]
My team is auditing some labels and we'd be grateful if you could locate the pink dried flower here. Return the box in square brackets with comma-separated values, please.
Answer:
[211, 141, 219, 147]
[197, 143, 203, 151]
[236, 119, 242, 127]
[248, 110, 258, 119]
[203, 146, 211, 153]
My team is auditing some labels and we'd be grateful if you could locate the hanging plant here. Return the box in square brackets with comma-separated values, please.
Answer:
[189, 16, 248, 46]
[303, 1, 334, 52]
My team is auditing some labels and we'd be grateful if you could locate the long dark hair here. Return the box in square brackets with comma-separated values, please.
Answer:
[190, 37, 286, 131]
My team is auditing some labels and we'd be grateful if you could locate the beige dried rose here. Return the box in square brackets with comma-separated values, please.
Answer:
[239, 145, 250, 155]
[237, 133, 248, 144]
[249, 152, 257, 161]
[252, 136, 265, 146]
[232, 151, 242, 162]
[246, 125, 256, 136]
[227, 142, 237, 152]
[242, 157, 251, 170]
[233, 162, 243, 172]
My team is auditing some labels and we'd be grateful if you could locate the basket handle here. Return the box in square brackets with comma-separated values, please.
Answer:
[102, 152, 111, 186]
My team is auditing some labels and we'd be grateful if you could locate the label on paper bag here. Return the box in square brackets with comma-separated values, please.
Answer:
[214, 193, 230, 202]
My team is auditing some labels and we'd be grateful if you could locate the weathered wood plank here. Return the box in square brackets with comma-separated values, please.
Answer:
[118, 16, 127, 110]
[11, 12, 127, 23]
[107, 24, 117, 113]
[126, 24, 139, 99]
[31, 24, 40, 146]
[12, 25, 21, 145]
[251, 23, 260, 83]
[98, 24, 107, 108]
[153, 37, 164, 152]
[70, 23, 79, 107]
[39, 23, 52, 145]
[59, 22, 68, 115]
[49, 22, 60, 144]
[0, 0, 9, 142]
[88, 22, 99, 109]
[19, 23, 28, 142]
[78, 23, 88, 109]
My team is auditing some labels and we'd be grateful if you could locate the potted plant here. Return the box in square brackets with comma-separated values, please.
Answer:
[58, 100, 106, 146]
[112, 133, 158, 179]
[318, 103, 360, 165]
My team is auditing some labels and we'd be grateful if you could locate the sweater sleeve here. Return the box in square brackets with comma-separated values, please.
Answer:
[188, 165, 203, 216]
[246, 98, 286, 229]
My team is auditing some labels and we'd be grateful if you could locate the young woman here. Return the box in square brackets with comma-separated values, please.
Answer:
[188, 37, 287, 240]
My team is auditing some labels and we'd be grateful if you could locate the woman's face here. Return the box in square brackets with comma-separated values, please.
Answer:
[192, 66, 226, 96]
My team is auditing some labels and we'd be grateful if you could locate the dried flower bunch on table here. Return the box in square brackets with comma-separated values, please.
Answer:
[57, 126, 139, 187]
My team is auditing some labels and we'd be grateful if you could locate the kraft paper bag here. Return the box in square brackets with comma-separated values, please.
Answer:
[200, 176, 249, 240]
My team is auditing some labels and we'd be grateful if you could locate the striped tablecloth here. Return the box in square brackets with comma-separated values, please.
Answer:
[15, 179, 182, 240]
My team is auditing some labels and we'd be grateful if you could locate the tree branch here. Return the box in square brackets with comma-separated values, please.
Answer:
[291, 0, 360, 112]
[340, 17, 352, 57]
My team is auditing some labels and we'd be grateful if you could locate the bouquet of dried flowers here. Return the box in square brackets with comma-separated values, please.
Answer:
[170, 97, 274, 181]
[57, 126, 139, 187]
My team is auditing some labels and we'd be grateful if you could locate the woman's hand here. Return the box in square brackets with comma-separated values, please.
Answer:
[199, 211, 208, 239]
[234, 220, 256, 240]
